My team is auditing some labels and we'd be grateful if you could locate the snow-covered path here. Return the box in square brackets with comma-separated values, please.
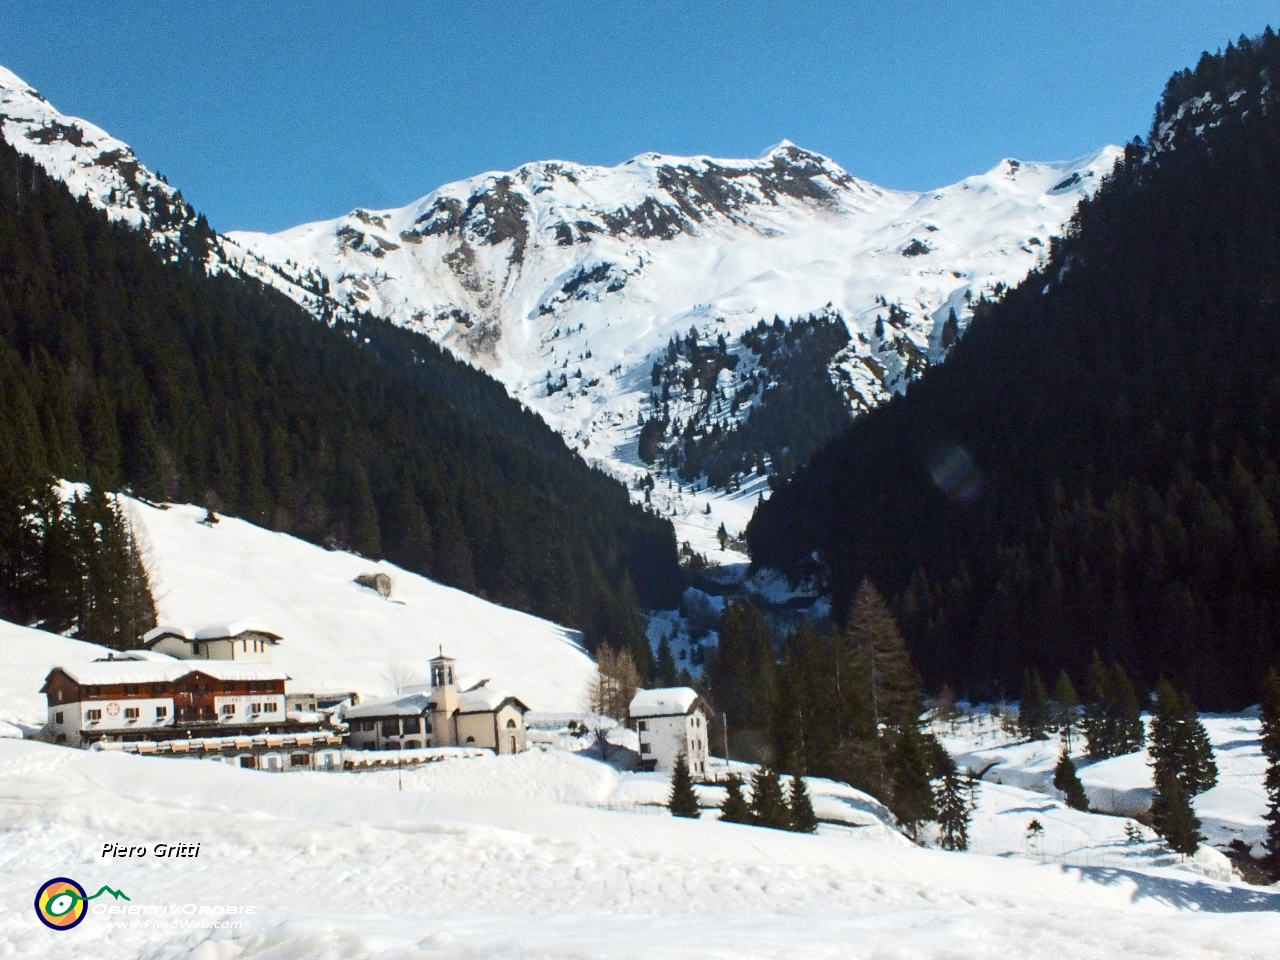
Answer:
[1, 739, 1276, 959]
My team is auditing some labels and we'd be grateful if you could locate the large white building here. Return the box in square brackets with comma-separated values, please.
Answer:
[40, 653, 293, 748]
[628, 687, 710, 776]
[344, 652, 529, 754]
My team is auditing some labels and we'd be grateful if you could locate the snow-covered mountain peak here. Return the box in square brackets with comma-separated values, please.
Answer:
[0, 65, 200, 248]
[229, 142, 1121, 557]
[0, 60, 1121, 559]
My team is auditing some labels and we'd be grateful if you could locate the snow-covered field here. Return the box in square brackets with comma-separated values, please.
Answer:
[3, 737, 1278, 959]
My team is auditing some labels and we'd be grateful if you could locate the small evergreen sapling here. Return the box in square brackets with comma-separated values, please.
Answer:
[1052, 749, 1089, 811]
[719, 773, 752, 824]
[668, 752, 701, 819]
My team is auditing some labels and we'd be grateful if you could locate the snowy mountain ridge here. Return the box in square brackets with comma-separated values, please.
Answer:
[228, 142, 1121, 553]
[0, 62, 1120, 556]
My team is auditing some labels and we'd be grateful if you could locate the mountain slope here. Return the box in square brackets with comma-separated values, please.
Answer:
[0, 63, 1119, 556]
[748, 29, 1280, 709]
[0, 110, 679, 665]
[227, 143, 1119, 552]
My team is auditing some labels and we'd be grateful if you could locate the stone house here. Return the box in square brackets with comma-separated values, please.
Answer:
[628, 687, 710, 775]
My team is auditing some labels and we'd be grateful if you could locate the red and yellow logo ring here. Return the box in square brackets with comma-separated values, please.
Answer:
[35, 877, 88, 930]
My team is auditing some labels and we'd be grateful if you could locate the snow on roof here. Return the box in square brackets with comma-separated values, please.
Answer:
[142, 625, 192, 643]
[100, 650, 178, 662]
[458, 688, 526, 714]
[629, 687, 700, 718]
[46, 660, 289, 688]
[193, 623, 282, 641]
[344, 693, 431, 720]
[143, 623, 283, 645]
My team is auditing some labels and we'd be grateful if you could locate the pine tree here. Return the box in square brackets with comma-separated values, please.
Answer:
[749, 766, 790, 830]
[1019, 668, 1050, 740]
[888, 724, 937, 840]
[668, 752, 700, 818]
[718, 773, 752, 824]
[1052, 750, 1089, 811]
[1149, 677, 1218, 809]
[1053, 671, 1079, 751]
[787, 772, 819, 833]
[1156, 768, 1202, 856]
[1259, 667, 1280, 879]
[1082, 652, 1114, 760]
[1110, 662, 1145, 755]
[933, 749, 976, 851]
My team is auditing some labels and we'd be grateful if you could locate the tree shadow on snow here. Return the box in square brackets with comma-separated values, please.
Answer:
[1072, 864, 1280, 913]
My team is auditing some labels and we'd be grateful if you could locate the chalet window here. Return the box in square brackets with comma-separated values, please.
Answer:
[124, 708, 139, 720]
[465, 736, 475, 743]
[262, 702, 278, 713]
[506, 719, 517, 728]
[86, 709, 102, 721]
[250, 703, 262, 714]
[155, 706, 168, 719]
[290, 753, 308, 767]
[88, 686, 100, 697]
[125, 685, 138, 695]
[637, 720, 648, 732]
[222, 704, 236, 716]
[382, 720, 399, 736]
[54, 711, 64, 724]
[639, 742, 651, 754]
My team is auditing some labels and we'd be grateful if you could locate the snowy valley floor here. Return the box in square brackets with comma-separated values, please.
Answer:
[2, 737, 1279, 959]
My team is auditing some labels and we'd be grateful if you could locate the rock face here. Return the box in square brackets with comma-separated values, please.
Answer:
[0, 61, 1119, 554]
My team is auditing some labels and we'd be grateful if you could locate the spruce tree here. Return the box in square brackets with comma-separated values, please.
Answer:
[1052, 750, 1089, 811]
[1156, 768, 1201, 856]
[1110, 662, 1145, 755]
[888, 724, 938, 840]
[1150, 677, 1218, 808]
[1259, 667, 1280, 879]
[668, 752, 701, 818]
[1053, 671, 1079, 751]
[1019, 668, 1050, 741]
[787, 772, 819, 833]
[749, 766, 791, 830]
[933, 749, 976, 851]
[1082, 652, 1114, 760]
[718, 773, 752, 824]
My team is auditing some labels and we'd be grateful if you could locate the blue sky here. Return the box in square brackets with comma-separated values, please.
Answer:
[1, 1, 1274, 233]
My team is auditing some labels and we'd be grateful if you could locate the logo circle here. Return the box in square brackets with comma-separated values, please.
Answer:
[35, 877, 87, 930]
[106, 702, 121, 717]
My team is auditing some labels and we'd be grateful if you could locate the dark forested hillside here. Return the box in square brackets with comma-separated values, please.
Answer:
[749, 30, 1280, 708]
[0, 135, 679, 661]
